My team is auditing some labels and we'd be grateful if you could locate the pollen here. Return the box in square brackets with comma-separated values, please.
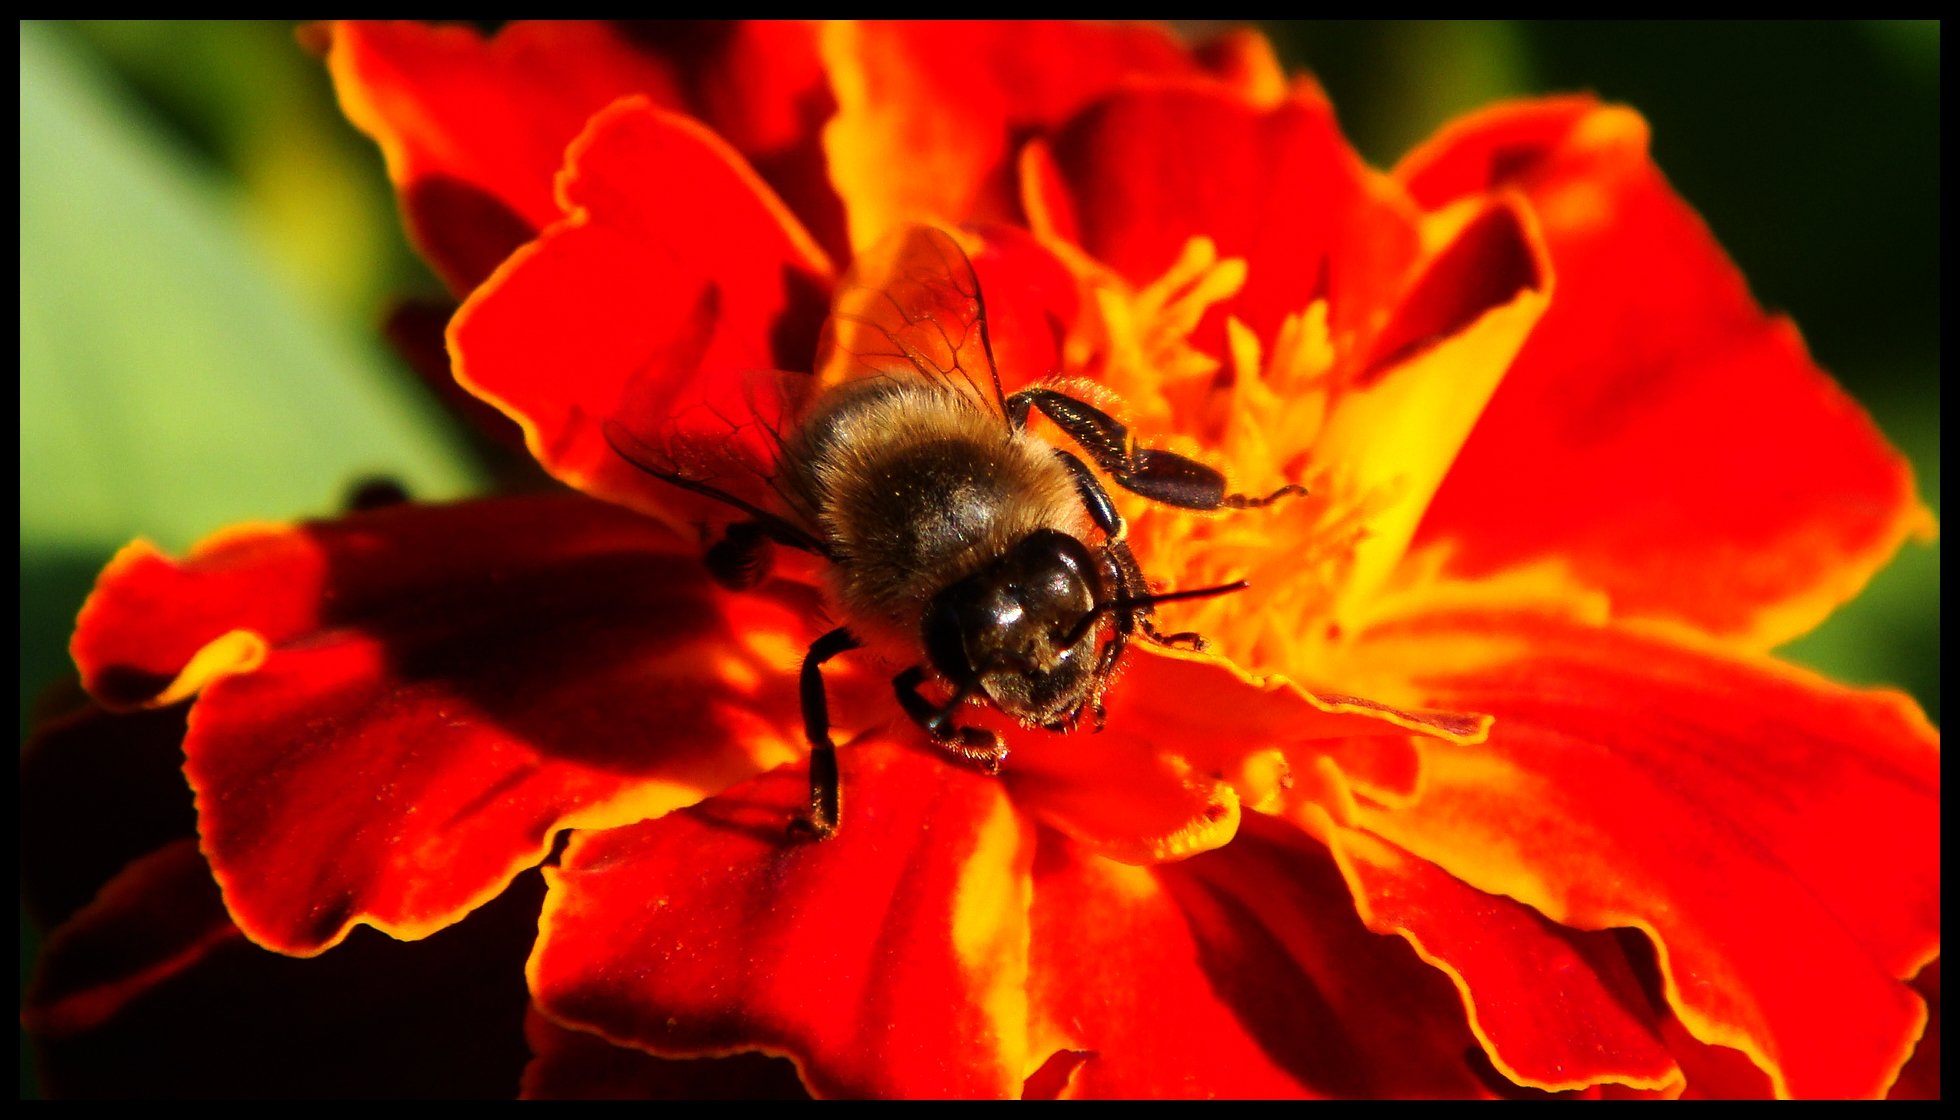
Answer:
[1074, 238, 1393, 678]
[1079, 236, 1241, 428]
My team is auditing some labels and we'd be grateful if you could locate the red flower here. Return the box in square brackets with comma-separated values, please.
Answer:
[25, 21, 1937, 1099]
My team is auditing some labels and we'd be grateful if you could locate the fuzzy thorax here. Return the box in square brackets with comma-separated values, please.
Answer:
[784, 380, 1087, 661]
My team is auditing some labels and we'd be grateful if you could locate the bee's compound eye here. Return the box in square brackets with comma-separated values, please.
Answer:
[1009, 530, 1099, 621]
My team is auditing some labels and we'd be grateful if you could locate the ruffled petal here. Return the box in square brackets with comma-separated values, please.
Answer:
[450, 98, 832, 530]
[1034, 83, 1421, 359]
[1338, 601, 1939, 1098]
[27, 854, 542, 1098]
[819, 20, 1205, 250]
[1313, 819, 1679, 1093]
[327, 20, 686, 292]
[530, 740, 1036, 1098]
[73, 495, 830, 955]
[612, 21, 846, 262]
[1401, 99, 1932, 645]
[327, 20, 840, 292]
[1003, 644, 1488, 866]
[522, 1006, 808, 1100]
[1027, 814, 1493, 1097]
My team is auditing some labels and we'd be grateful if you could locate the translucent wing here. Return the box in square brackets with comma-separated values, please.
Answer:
[602, 386, 824, 555]
[813, 225, 1008, 417]
[602, 284, 825, 553]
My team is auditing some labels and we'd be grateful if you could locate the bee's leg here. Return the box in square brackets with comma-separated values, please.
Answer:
[704, 521, 776, 590]
[1094, 543, 1140, 668]
[1010, 388, 1307, 511]
[793, 627, 862, 840]
[893, 667, 1008, 775]
[1141, 624, 1206, 650]
[1141, 622, 1207, 649]
[1052, 448, 1125, 539]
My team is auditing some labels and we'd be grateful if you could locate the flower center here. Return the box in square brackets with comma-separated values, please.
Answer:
[1068, 237, 1394, 679]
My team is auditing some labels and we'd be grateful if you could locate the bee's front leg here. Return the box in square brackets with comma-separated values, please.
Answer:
[893, 667, 1009, 775]
[793, 627, 862, 839]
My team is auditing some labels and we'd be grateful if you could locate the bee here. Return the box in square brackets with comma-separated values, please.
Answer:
[607, 226, 1299, 837]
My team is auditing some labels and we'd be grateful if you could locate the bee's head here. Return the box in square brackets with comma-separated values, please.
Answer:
[923, 529, 1107, 725]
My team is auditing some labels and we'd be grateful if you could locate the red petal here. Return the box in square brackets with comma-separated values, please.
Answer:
[73, 495, 829, 955]
[810, 223, 1081, 415]
[450, 99, 832, 528]
[522, 1006, 807, 1100]
[328, 21, 842, 292]
[623, 21, 846, 263]
[530, 741, 1036, 1098]
[1037, 84, 1421, 358]
[1005, 645, 1487, 866]
[1191, 27, 1290, 106]
[1402, 100, 1931, 645]
[1660, 1003, 1777, 1098]
[1028, 814, 1492, 1097]
[328, 20, 686, 292]
[1344, 604, 1939, 1098]
[28, 858, 542, 1098]
[819, 20, 1205, 250]
[968, 223, 1084, 398]
[1318, 821, 1679, 1093]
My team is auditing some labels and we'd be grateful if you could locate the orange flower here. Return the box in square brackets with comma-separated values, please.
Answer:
[26, 22, 1937, 1099]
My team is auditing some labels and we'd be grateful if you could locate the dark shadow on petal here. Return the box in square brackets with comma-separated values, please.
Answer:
[1356, 200, 1544, 384]
[21, 698, 195, 928]
[1022, 1048, 1092, 1100]
[1157, 817, 1491, 1097]
[523, 1004, 809, 1100]
[769, 261, 832, 375]
[1466, 1045, 1587, 1100]
[31, 869, 545, 1098]
[1158, 866, 1375, 1096]
[684, 788, 810, 848]
[1890, 960, 1940, 1099]
[381, 298, 535, 459]
[354, 546, 820, 777]
[405, 174, 538, 294]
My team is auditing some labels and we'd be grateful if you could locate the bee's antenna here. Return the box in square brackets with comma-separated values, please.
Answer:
[1117, 580, 1251, 609]
[1063, 579, 1250, 646]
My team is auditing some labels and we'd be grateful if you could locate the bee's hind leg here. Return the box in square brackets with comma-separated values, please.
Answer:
[793, 627, 862, 840]
[893, 667, 1009, 775]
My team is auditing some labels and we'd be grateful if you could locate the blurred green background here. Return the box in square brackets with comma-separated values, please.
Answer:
[17, 19, 1939, 1096]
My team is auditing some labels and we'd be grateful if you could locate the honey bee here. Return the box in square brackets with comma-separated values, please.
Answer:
[607, 226, 1299, 837]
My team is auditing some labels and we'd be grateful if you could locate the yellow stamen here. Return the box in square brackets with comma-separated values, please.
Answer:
[1072, 237, 1404, 681]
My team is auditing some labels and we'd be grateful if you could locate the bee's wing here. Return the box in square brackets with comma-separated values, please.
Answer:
[814, 225, 1009, 418]
[603, 302, 826, 553]
[602, 415, 817, 546]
